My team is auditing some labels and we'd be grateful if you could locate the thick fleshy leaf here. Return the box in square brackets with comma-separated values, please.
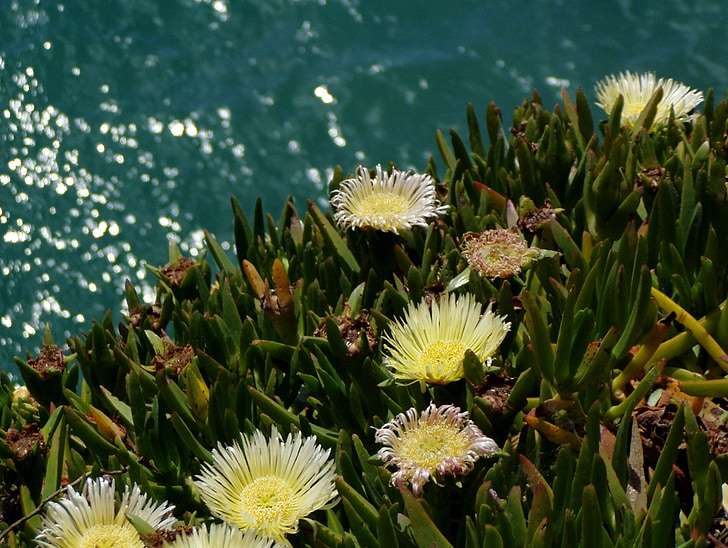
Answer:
[399, 485, 454, 548]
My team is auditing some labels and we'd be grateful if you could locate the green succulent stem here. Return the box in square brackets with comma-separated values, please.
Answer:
[649, 307, 721, 365]
[612, 314, 672, 398]
[650, 287, 728, 374]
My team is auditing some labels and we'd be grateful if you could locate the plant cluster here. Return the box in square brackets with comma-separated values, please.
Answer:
[2, 73, 728, 547]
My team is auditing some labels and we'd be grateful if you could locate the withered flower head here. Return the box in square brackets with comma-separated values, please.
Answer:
[462, 229, 543, 279]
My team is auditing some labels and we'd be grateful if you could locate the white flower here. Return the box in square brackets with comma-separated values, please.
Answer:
[375, 403, 498, 496]
[35, 477, 176, 548]
[382, 293, 510, 388]
[165, 522, 278, 548]
[330, 164, 448, 234]
[194, 427, 338, 545]
[594, 71, 703, 130]
[720, 483, 728, 529]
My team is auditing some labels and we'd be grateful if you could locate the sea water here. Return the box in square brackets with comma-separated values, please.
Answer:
[2, 0, 728, 378]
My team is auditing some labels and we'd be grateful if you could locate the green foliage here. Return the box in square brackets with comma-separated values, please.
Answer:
[2, 87, 728, 547]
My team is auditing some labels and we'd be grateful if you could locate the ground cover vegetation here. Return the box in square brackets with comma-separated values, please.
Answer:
[2, 73, 728, 547]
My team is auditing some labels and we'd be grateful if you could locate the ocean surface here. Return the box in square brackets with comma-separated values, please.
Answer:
[2, 0, 728, 379]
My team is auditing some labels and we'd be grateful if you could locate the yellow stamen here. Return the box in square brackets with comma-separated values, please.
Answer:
[396, 422, 471, 470]
[81, 523, 143, 548]
[355, 192, 410, 217]
[419, 340, 466, 378]
[623, 103, 647, 120]
[239, 476, 294, 524]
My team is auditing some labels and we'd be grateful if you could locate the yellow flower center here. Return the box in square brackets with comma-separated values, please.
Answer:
[622, 103, 647, 124]
[239, 475, 294, 526]
[80, 523, 144, 548]
[397, 421, 470, 470]
[356, 192, 409, 218]
[418, 340, 466, 380]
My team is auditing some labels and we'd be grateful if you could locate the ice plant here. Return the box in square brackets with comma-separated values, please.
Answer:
[594, 71, 703, 130]
[165, 523, 278, 548]
[375, 403, 498, 496]
[330, 164, 448, 233]
[382, 293, 510, 388]
[462, 229, 543, 278]
[194, 427, 338, 545]
[35, 477, 176, 548]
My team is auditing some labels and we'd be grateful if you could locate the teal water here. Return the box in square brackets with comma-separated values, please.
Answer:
[2, 0, 728, 379]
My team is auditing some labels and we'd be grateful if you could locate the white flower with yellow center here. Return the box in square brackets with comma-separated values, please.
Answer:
[35, 477, 176, 548]
[165, 522, 278, 548]
[194, 428, 338, 545]
[594, 71, 703, 130]
[720, 483, 728, 529]
[382, 293, 510, 388]
[375, 403, 498, 496]
[330, 164, 449, 234]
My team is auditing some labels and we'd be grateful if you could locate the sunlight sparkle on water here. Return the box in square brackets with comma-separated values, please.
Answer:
[1, 0, 367, 368]
[0, 60, 172, 361]
[326, 113, 346, 147]
[546, 76, 571, 88]
[314, 85, 335, 104]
